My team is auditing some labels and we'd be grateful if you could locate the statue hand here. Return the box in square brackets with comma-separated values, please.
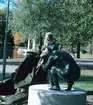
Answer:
[42, 64, 48, 72]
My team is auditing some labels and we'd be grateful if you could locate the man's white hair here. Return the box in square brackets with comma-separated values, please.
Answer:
[45, 32, 52, 36]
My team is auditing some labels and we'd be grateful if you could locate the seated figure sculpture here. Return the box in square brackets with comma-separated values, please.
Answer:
[42, 50, 80, 91]
[0, 32, 58, 95]
[14, 32, 58, 85]
[37, 32, 58, 68]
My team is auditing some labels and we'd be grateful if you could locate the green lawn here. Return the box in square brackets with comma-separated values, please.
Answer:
[60, 70, 93, 91]
[74, 70, 93, 91]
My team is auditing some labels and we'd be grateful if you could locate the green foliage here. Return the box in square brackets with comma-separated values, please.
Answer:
[0, 9, 6, 42]
[0, 9, 14, 44]
[80, 48, 87, 54]
[9, 0, 93, 48]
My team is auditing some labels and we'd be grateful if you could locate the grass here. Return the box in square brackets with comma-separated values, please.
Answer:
[60, 70, 93, 91]
[74, 70, 93, 91]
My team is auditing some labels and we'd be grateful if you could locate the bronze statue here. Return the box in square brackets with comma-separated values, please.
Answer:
[42, 50, 80, 91]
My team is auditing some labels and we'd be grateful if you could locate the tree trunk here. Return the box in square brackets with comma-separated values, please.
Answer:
[27, 34, 30, 49]
[71, 44, 75, 58]
[32, 38, 36, 50]
[39, 35, 43, 54]
[89, 38, 93, 55]
[77, 42, 80, 58]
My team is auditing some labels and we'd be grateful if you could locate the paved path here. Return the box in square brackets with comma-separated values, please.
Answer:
[0, 63, 19, 80]
[76, 59, 93, 69]
[87, 95, 93, 105]
[0, 58, 92, 79]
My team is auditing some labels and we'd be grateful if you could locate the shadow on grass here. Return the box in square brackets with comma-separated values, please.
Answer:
[78, 75, 93, 95]
[79, 75, 93, 82]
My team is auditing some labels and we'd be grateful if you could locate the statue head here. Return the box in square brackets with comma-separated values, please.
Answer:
[45, 32, 54, 43]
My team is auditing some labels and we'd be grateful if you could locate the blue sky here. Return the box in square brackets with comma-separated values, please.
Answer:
[0, 3, 6, 9]
[0, 0, 17, 10]
[0, 0, 7, 9]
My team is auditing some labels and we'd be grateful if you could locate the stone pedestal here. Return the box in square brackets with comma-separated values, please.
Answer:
[28, 84, 86, 105]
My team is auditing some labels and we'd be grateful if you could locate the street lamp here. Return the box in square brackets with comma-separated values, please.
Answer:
[2, 0, 10, 79]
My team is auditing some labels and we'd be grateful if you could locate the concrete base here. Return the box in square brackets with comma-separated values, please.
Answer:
[28, 84, 86, 105]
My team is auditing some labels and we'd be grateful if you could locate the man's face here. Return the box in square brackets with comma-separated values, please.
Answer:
[45, 35, 50, 42]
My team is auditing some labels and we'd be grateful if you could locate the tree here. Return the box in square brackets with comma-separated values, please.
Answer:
[9, 0, 93, 58]
[14, 32, 20, 45]
[0, 9, 6, 43]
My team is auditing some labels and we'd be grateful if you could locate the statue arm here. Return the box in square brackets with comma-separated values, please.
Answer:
[42, 55, 58, 72]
